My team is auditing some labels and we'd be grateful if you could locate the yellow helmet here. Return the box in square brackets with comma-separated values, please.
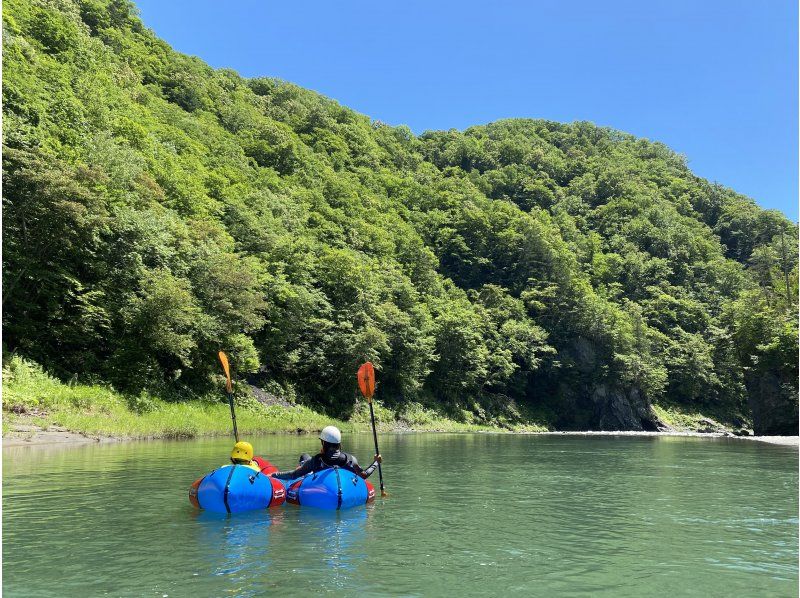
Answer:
[230, 441, 254, 462]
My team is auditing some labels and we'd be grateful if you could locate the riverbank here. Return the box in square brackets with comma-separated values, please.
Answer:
[1, 413, 502, 447]
[741, 435, 799, 446]
[4, 425, 797, 448]
[5, 356, 794, 449]
[534, 431, 799, 446]
[2, 356, 510, 446]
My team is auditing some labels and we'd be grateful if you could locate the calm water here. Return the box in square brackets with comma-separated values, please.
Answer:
[3, 434, 798, 597]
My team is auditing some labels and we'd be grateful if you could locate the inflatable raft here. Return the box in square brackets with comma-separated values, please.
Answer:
[189, 457, 285, 514]
[282, 466, 376, 510]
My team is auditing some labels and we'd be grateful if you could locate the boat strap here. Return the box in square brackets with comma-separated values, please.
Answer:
[334, 466, 342, 510]
[222, 465, 236, 514]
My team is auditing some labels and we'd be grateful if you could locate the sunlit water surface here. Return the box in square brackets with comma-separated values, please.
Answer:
[3, 434, 798, 597]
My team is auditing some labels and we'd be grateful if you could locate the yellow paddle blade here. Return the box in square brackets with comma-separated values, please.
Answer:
[218, 351, 233, 393]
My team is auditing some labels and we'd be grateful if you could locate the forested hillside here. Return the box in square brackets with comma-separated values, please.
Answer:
[3, 0, 798, 433]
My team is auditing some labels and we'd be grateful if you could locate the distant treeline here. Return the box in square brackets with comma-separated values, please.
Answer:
[3, 0, 797, 430]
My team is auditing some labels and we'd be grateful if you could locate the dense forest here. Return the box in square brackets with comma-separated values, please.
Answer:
[3, 0, 798, 434]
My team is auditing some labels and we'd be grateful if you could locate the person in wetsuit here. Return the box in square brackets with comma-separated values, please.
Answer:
[270, 426, 381, 481]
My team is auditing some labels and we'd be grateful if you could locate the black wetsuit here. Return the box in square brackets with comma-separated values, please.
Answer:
[273, 448, 379, 480]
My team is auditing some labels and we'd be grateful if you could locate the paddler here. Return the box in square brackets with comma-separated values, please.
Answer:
[269, 426, 382, 481]
[226, 441, 261, 472]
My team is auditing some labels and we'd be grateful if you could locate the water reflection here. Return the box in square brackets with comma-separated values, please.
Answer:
[187, 501, 371, 595]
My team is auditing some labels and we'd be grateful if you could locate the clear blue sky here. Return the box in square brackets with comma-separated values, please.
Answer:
[135, 0, 798, 220]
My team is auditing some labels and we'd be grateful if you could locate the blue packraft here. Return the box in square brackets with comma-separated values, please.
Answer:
[282, 466, 375, 510]
[190, 464, 286, 514]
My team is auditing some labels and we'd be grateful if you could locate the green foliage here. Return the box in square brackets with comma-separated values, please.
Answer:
[2, 355, 343, 437]
[2, 0, 797, 430]
[2, 355, 509, 437]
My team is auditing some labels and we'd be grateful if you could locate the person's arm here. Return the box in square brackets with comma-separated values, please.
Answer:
[359, 454, 382, 479]
[272, 456, 317, 480]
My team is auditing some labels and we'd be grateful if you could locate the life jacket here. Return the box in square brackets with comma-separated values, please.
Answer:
[319, 449, 360, 472]
[225, 459, 261, 472]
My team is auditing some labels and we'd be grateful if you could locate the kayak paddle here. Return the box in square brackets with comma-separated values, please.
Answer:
[218, 351, 239, 442]
[358, 361, 386, 497]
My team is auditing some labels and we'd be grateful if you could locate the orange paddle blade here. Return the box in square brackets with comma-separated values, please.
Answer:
[357, 362, 375, 400]
[218, 351, 233, 393]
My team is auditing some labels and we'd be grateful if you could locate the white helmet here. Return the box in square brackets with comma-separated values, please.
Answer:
[319, 425, 342, 444]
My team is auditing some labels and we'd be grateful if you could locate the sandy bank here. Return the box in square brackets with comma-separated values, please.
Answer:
[535, 430, 799, 446]
[743, 436, 799, 446]
[2, 426, 119, 447]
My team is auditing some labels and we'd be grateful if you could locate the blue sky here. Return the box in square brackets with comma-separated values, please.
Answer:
[135, 0, 798, 220]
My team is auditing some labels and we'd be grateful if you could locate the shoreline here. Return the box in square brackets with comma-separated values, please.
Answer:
[534, 430, 799, 446]
[4, 426, 797, 448]
[10, 356, 794, 451]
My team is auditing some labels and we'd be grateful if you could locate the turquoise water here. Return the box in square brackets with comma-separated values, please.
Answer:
[3, 434, 798, 597]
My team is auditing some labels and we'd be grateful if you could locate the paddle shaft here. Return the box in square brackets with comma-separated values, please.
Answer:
[368, 401, 385, 495]
[228, 391, 239, 442]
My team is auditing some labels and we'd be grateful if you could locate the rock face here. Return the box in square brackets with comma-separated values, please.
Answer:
[541, 335, 796, 435]
[547, 337, 664, 431]
[696, 418, 726, 434]
[591, 385, 662, 431]
[247, 383, 294, 408]
[745, 370, 799, 436]
[553, 381, 663, 431]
